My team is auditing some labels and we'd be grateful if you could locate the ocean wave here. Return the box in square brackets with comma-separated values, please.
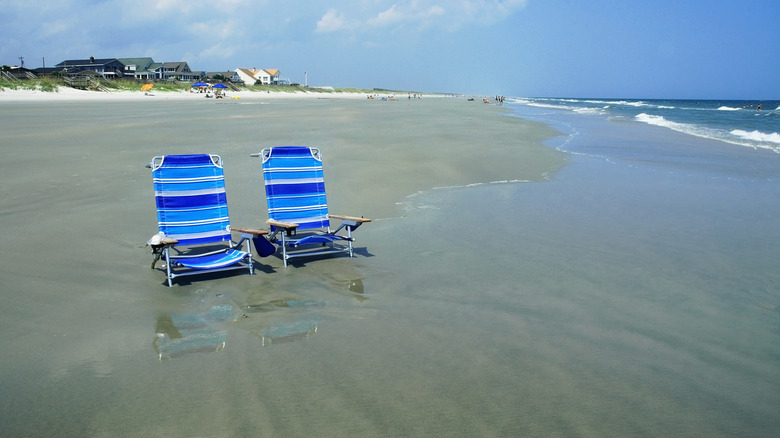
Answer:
[572, 107, 604, 115]
[730, 129, 780, 145]
[635, 113, 689, 131]
[519, 98, 681, 113]
[635, 113, 780, 152]
[516, 100, 586, 112]
[571, 99, 680, 110]
[717, 106, 741, 111]
[513, 98, 607, 115]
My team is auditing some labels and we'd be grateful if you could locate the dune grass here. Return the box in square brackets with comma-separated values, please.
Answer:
[0, 77, 410, 95]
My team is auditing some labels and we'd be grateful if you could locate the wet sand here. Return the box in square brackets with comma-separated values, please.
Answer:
[3, 92, 779, 437]
[0, 95, 568, 436]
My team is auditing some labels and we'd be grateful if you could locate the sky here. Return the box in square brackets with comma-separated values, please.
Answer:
[2, 0, 779, 99]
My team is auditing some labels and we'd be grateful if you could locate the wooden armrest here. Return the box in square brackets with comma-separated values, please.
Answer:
[231, 227, 268, 236]
[150, 237, 178, 259]
[329, 214, 372, 223]
[266, 219, 299, 229]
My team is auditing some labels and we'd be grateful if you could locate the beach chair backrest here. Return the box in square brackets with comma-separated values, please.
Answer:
[151, 154, 232, 246]
[261, 146, 330, 231]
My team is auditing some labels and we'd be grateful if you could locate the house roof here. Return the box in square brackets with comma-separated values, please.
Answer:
[265, 69, 279, 76]
[117, 57, 154, 68]
[56, 58, 120, 67]
[203, 71, 236, 78]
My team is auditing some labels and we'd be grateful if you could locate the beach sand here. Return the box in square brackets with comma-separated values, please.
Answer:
[0, 88, 564, 219]
[0, 92, 568, 436]
[3, 90, 777, 437]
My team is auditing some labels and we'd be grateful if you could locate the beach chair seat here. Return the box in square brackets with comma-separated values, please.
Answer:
[252, 146, 370, 266]
[148, 154, 268, 286]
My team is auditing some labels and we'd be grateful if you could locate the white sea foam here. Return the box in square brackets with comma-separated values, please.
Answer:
[717, 106, 741, 111]
[521, 101, 575, 111]
[730, 129, 780, 145]
[635, 113, 780, 153]
[635, 113, 688, 131]
[573, 107, 603, 115]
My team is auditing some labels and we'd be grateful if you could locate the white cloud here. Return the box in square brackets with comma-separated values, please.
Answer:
[463, 0, 527, 24]
[198, 43, 236, 61]
[368, 5, 404, 26]
[317, 0, 524, 33]
[316, 9, 347, 33]
[191, 19, 238, 40]
[39, 20, 72, 38]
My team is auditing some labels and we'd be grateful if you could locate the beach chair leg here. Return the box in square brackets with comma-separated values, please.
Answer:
[164, 248, 174, 287]
[240, 234, 255, 276]
[346, 227, 354, 258]
[280, 233, 289, 267]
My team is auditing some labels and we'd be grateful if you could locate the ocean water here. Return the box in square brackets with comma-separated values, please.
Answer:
[372, 97, 780, 436]
[1, 96, 778, 437]
[515, 97, 780, 153]
[495, 99, 780, 436]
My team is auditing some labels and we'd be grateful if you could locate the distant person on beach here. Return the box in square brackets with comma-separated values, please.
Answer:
[756, 103, 762, 110]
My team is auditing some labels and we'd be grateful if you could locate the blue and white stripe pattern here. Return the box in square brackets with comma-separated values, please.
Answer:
[262, 146, 330, 230]
[152, 154, 232, 246]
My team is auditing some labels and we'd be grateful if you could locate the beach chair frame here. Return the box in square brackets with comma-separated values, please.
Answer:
[148, 154, 267, 286]
[252, 146, 370, 267]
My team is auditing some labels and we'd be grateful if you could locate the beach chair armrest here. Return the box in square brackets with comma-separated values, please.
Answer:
[148, 237, 177, 254]
[329, 214, 372, 224]
[266, 219, 299, 230]
[149, 237, 179, 269]
[161, 237, 179, 244]
[231, 227, 268, 236]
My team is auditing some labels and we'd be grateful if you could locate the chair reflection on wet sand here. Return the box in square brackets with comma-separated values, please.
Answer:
[239, 299, 324, 346]
[153, 304, 234, 360]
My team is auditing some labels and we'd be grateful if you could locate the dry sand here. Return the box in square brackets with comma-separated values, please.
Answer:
[0, 86, 417, 102]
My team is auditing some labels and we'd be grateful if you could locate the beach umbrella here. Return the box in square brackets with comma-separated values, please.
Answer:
[141, 83, 154, 92]
[192, 81, 209, 87]
[212, 83, 227, 89]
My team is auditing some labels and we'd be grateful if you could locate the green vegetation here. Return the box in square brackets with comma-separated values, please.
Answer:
[0, 77, 404, 95]
[0, 77, 61, 92]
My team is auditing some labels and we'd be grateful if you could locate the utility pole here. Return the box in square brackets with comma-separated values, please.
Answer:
[304, 71, 307, 88]
[18, 56, 24, 68]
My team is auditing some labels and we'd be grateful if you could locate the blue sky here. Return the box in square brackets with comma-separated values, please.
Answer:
[3, 0, 778, 99]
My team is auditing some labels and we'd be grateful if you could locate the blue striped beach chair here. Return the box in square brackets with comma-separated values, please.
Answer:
[252, 146, 370, 267]
[148, 154, 267, 286]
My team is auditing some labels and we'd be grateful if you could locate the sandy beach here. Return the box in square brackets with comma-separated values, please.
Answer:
[0, 91, 568, 436]
[0, 86, 433, 102]
[2, 90, 778, 437]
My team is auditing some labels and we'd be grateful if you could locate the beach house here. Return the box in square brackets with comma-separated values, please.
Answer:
[235, 68, 282, 85]
[117, 57, 157, 80]
[34, 56, 287, 86]
[55, 58, 126, 78]
[158, 62, 199, 81]
[202, 71, 242, 83]
[52, 58, 201, 81]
